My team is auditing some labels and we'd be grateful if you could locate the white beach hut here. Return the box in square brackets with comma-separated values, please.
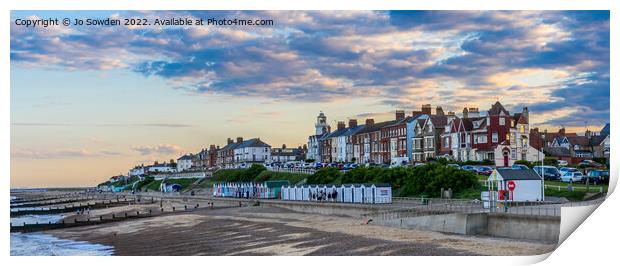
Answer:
[353, 184, 364, 204]
[374, 184, 392, 203]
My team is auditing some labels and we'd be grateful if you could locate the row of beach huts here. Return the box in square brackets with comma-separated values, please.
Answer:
[212, 181, 392, 204]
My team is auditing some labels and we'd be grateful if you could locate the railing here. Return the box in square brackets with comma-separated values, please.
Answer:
[364, 196, 607, 219]
[544, 184, 605, 193]
[268, 167, 316, 174]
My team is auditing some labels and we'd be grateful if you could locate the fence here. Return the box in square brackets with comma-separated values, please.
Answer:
[365, 196, 607, 219]
[268, 167, 316, 174]
[544, 184, 605, 193]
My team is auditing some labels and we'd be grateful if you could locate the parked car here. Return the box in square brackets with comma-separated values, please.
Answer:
[476, 166, 494, 176]
[511, 164, 529, 170]
[446, 164, 461, 169]
[557, 160, 568, 166]
[313, 162, 323, 169]
[349, 163, 359, 169]
[560, 171, 584, 183]
[328, 163, 338, 168]
[461, 165, 477, 172]
[586, 170, 609, 185]
[533, 166, 561, 181]
[578, 160, 602, 168]
[559, 167, 579, 173]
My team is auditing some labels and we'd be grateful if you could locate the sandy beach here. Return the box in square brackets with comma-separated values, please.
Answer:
[47, 205, 557, 256]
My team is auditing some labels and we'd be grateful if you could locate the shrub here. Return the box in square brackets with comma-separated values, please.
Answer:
[307, 167, 341, 184]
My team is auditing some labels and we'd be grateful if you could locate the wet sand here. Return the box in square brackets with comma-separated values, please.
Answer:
[47, 205, 556, 256]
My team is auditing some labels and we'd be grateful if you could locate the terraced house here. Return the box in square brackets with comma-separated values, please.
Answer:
[233, 138, 271, 167]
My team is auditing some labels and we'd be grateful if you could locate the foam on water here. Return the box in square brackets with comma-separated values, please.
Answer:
[11, 233, 114, 256]
[10, 214, 114, 256]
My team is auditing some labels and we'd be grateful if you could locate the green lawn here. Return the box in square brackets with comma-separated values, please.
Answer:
[544, 189, 587, 201]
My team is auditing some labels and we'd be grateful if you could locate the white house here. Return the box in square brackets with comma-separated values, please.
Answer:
[233, 138, 271, 167]
[147, 161, 176, 173]
[177, 154, 194, 172]
[128, 165, 146, 177]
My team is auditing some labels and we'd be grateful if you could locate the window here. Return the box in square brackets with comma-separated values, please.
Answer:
[499, 117, 505, 125]
[444, 137, 450, 148]
[492, 133, 498, 143]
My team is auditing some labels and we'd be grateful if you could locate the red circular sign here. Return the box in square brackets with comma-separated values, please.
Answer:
[507, 181, 516, 191]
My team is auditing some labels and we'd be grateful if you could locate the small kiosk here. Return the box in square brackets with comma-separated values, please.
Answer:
[487, 168, 544, 202]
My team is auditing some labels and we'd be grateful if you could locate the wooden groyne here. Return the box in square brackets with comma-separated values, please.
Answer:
[10, 196, 97, 208]
[10, 198, 144, 217]
[10, 204, 234, 233]
[10, 193, 84, 204]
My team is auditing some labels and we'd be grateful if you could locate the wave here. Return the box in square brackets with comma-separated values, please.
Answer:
[10, 214, 114, 256]
[11, 233, 114, 256]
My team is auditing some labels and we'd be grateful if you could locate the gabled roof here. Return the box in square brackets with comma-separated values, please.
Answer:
[355, 120, 395, 134]
[220, 142, 241, 151]
[177, 154, 193, 160]
[236, 138, 271, 149]
[428, 115, 448, 128]
[543, 147, 571, 157]
[600, 123, 610, 137]
[566, 135, 589, 147]
[488, 101, 509, 116]
[495, 168, 542, 181]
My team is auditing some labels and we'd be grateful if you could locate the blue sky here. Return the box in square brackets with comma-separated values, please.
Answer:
[10, 11, 610, 187]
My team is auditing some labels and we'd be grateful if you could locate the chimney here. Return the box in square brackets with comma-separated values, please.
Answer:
[559, 128, 565, 136]
[236, 137, 243, 143]
[282, 144, 287, 149]
[395, 110, 405, 120]
[227, 138, 233, 145]
[348, 119, 358, 128]
[337, 121, 346, 130]
[463, 108, 469, 118]
[447, 111, 455, 116]
[210, 144, 215, 150]
[421, 104, 432, 115]
[468, 107, 480, 118]
[522, 107, 529, 122]
[412, 111, 422, 117]
[365, 118, 375, 125]
[435, 106, 445, 116]
[154, 161, 158, 165]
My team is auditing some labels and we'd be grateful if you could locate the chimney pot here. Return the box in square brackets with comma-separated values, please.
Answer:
[337, 121, 346, 130]
[421, 104, 432, 115]
[395, 110, 405, 120]
[365, 118, 375, 125]
[348, 119, 358, 128]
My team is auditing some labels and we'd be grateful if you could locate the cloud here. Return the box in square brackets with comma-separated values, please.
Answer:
[10, 10, 609, 127]
[131, 144, 183, 156]
[11, 148, 123, 159]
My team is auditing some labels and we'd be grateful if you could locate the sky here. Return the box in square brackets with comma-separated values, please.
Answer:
[10, 10, 610, 188]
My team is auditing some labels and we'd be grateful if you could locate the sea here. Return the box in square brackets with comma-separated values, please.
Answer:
[10, 196, 114, 256]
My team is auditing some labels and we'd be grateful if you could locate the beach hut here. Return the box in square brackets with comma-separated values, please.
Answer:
[363, 184, 374, 203]
[294, 185, 301, 201]
[342, 184, 353, 203]
[302, 185, 310, 201]
[309, 185, 318, 201]
[329, 185, 339, 202]
[373, 184, 392, 203]
[353, 184, 364, 204]
[282, 186, 289, 200]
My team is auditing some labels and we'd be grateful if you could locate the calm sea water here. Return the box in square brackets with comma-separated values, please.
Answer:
[10, 214, 114, 256]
